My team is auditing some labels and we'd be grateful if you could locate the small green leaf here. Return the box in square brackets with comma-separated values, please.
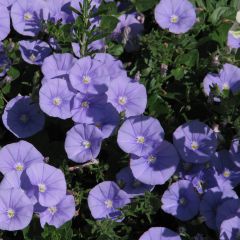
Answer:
[131, 0, 158, 12]
[100, 16, 119, 33]
[7, 66, 20, 80]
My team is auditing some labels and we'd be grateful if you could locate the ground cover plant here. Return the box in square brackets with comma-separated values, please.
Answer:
[1, 0, 240, 239]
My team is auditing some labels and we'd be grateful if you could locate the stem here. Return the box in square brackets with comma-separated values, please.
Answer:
[80, 0, 90, 57]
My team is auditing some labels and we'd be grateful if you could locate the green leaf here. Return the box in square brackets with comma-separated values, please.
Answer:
[131, 0, 158, 12]
[7, 66, 20, 80]
[209, 6, 230, 24]
[171, 68, 185, 80]
[100, 15, 119, 33]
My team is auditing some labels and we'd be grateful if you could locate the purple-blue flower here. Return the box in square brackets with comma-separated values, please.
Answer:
[39, 194, 75, 228]
[88, 181, 130, 220]
[216, 199, 240, 230]
[154, 0, 196, 34]
[0, 188, 33, 231]
[0, 6, 10, 41]
[161, 180, 200, 221]
[139, 227, 181, 240]
[42, 53, 77, 80]
[69, 56, 110, 94]
[199, 187, 238, 230]
[0, 140, 44, 175]
[220, 216, 240, 240]
[117, 115, 165, 157]
[11, 0, 46, 36]
[94, 53, 126, 80]
[65, 124, 103, 163]
[173, 120, 218, 163]
[112, 13, 144, 52]
[2, 95, 45, 138]
[71, 93, 108, 124]
[116, 167, 154, 198]
[130, 140, 179, 185]
[203, 63, 240, 96]
[107, 75, 147, 117]
[92, 103, 119, 139]
[39, 78, 74, 119]
[227, 30, 240, 49]
[19, 40, 51, 65]
[230, 139, 240, 168]
[26, 163, 67, 207]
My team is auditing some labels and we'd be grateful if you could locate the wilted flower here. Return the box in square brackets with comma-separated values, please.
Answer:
[161, 180, 200, 221]
[154, 0, 196, 34]
[107, 75, 147, 117]
[0, 6, 10, 41]
[130, 140, 179, 185]
[173, 120, 218, 163]
[65, 124, 103, 163]
[26, 163, 67, 207]
[39, 194, 75, 228]
[88, 181, 130, 220]
[2, 95, 45, 138]
[69, 56, 110, 94]
[0, 188, 33, 231]
[19, 40, 51, 65]
[39, 78, 74, 119]
[0, 140, 44, 175]
[112, 13, 144, 52]
[116, 167, 154, 198]
[139, 227, 181, 240]
[117, 115, 164, 157]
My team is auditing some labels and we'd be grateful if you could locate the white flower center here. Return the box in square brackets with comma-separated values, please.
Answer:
[81, 101, 89, 108]
[230, 30, 240, 39]
[7, 208, 15, 218]
[191, 141, 199, 150]
[170, 15, 179, 23]
[179, 197, 186, 205]
[48, 207, 57, 215]
[222, 83, 230, 90]
[53, 97, 62, 106]
[82, 140, 91, 149]
[24, 12, 33, 21]
[223, 169, 231, 178]
[118, 96, 127, 105]
[29, 54, 36, 62]
[38, 183, 46, 193]
[82, 75, 91, 84]
[148, 155, 157, 164]
[20, 114, 29, 123]
[15, 163, 24, 171]
[104, 199, 113, 208]
[136, 136, 145, 144]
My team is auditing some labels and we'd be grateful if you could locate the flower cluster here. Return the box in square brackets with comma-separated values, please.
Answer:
[0, 0, 240, 239]
[0, 140, 75, 230]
